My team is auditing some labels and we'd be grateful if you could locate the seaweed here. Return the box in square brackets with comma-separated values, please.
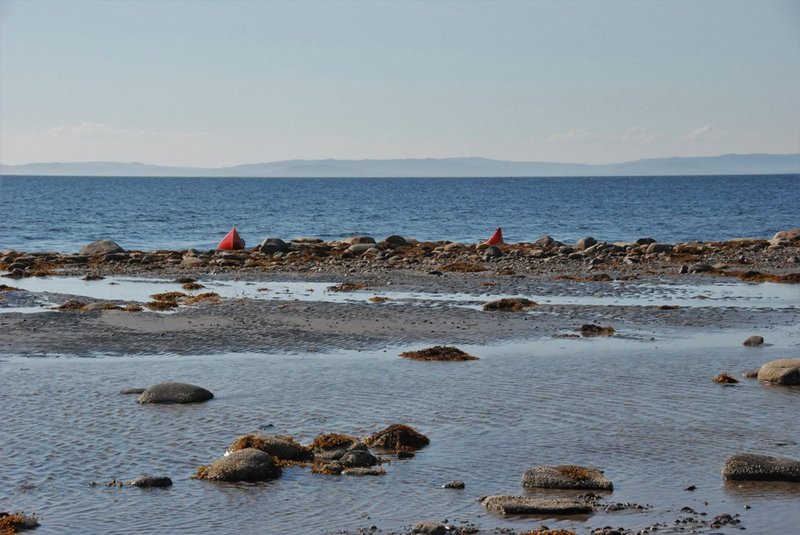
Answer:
[482, 297, 537, 312]
[579, 324, 615, 337]
[364, 424, 430, 452]
[368, 296, 391, 303]
[0, 512, 39, 534]
[400, 346, 479, 362]
[310, 433, 357, 451]
[327, 283, 367, 292]
[713, 373, 739, 384]
[440, 262, 487, 273]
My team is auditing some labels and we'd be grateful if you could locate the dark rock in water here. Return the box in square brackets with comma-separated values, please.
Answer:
[138, 382, 214, 404]
[443, 480, 465, 489]
[228, 434, 312, 462]
[757, 358, 800, 385]
[127, 475, 173, 488]
[741, 369, 760, 379]
[195, 448, 281, 482]
[401, 346, 478, 361]
[365, 423, 430, 451]
[257, 238, 289, 254]
[522, 465, 613, 490]
[339, 449, 378, 468]
[483, 297, 536, 312]
[410, 521, 448, 535]
[635, 237, 656, 245]
[79, 240, 124, 256]
[713, 373, 739, 384]
[481, 495, 594, 515]
[310, 433, 361, 461]
[722, 452, 800, 482]
[119, 387, 146, 395]
[575, 236, 597, 251]
[743, 335, 764, 347]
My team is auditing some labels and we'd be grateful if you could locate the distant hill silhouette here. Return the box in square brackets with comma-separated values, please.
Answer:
[2, 153, 798, 177]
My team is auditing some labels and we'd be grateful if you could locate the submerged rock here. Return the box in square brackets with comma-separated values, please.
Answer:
[713, 373, 739, 384]
[310, 433, 361, 461]
[522, 465, 613, 490]
[757, 358, 800, 385]
[443, 480, 465, 489]
[342, 467, 385, 476]
[481, 495, 594, 515]
[138, 382, 214, 404]
[195, 448, 281, 482]
[365, 423, 430, 451]
[579, 324, 616, 337]
[722, 453, 800, 482]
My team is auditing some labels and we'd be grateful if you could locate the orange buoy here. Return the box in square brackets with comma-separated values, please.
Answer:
[217, 227, 246, 250]
[483, 227, 504, 246]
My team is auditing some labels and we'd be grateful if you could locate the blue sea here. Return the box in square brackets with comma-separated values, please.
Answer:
[1, 174, 797, 253]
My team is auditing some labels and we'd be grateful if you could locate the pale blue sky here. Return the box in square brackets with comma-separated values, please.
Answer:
[1, 0, 798, 166]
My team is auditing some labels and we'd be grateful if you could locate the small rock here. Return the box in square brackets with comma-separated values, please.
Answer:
[757, 358, 800, 385]
[722, 452, 800, 482]
[138, 382, 214, 404]
[482, 297, 536, 312]
[483, 245, 503, 259]
[575, 237, 597, 251]
[342, 467, 385, 476]
[257, 238, 289, 254]
[743, 335, 764, 347]
[79, 239, 124, 256]
[481, 494, 594, 515]
[127, 475, 173, 488]
[365, 423, 430, 451]
[443, 480, 465, 489]
[522, 465, 613, 490]
[119, 387, 146, 395]
[579, 324, 615, 337]
[195, 448, 281, 482]
[713, 373, 739, 384]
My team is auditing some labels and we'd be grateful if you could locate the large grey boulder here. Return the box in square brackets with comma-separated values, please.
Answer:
[522, 465, 613, 490]
[257, 238, 289, 254]
[757, 358, 800, 385]
[481, 495, 593, 515]
[138, 382, 214, 404]
[196, 448, 281, 482]
[575, 237, 597, 251]
[79, 240, 124, 255]
[769, 228, 800, 246]
[722, 453, 800, 482]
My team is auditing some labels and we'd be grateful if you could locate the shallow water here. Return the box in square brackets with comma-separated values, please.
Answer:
[1, 329, 799, 533]
[3, 275, 798, 314]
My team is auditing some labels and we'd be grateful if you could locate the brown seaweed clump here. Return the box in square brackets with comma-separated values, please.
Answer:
[149, 291, 189, 302]
[327, 283, 367, 292]
[185, 292, 220, 305]
[440, 262, 487, 273]
[579, 324, 616, 337]
[53, 300, 87, 311]
[0, 511, 39, 534]
[310, 433, 358, 451]
[400, 346, 479, 362]
[181, 282, 205, 291]
[0, 285, 23, 292]
[482, 297, 537, 312]
[520, 528, 576, 535]
[228, 434, 312, 466]
[145, 300, 179, 311]
[713, 373, 740, 384]
[364, 424, 430, 452]
[369, 296, 391, 303]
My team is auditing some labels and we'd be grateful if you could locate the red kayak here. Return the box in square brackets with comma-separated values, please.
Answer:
[217, 227, 246, 250]
[483, 227, 504, 245]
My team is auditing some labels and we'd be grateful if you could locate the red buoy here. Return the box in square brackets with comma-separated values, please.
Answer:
[217, 227, 246, 250]
[483, 227, 504, 246]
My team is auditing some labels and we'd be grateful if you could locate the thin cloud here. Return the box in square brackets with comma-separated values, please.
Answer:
[545, 127, 658, 144]
[43, 122, 205, 140]
[545, 127, 603, 143]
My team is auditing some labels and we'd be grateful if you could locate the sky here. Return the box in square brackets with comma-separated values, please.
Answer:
[1, 0, 798, 167]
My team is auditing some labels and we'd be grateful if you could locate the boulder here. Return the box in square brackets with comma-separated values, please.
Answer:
[127, 475, 173, 488]
[522, 465, 613, 490]
[411, 522, 448, 535]
[483, 297, 536, 312]
[382, 235, 408, 247]
[365, 423, 430, 451]
[722, 453, 800, 482]
[343, 235, 376, 245]
[196, 448, 281, 482]
[138, 382, 214, 404]
[79, 240, 124, 256]
[757, 358, 800, 385]
[257, 238, 289, 254]
[535, 235, 556, 247]
[635, 237, 656, 245]
[339, 449, 378, 468]
[481, 495, 593, 515]
[743, 335, 764, 347]
[347, 243, 379, 255]
[575, 237, 597, 251]
[483, 245, 503, 259]
[646, 242, 673, 254]
[770, 228, 800, 246]
[310, 433, 361, 461]
[443, 480, 465, 489]
[228, 434, 312, 462]
[400, 346, 479, 361]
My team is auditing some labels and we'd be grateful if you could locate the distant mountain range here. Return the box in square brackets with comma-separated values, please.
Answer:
[2, 153, 798, 177]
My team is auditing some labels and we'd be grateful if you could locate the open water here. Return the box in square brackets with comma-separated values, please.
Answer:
[1, 174, 798, 252]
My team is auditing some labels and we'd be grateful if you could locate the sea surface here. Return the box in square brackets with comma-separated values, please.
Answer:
[1, 174, 798, 252]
